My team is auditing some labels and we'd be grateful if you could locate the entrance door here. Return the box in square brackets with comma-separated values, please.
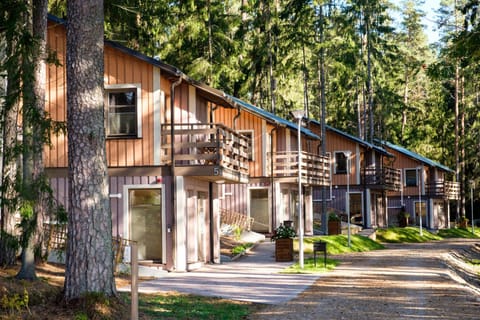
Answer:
[129, 188, 162, 261]
[350, 193, 363, 225]
[250, 189, 269, 232]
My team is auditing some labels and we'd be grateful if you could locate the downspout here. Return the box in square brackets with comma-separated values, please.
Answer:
[170, 75, 182, 270]
[209, 101, 218, 263]
[233, 105, 241, 130]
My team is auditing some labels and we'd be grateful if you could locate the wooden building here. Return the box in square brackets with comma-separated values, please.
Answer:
[216, 97, 331, 235]
[380, 141, 459, 229]
[308, 123, 401, 230]
[45, 15, 250, 271]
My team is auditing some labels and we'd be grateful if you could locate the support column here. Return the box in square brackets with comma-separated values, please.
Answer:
[175, 176, 187, 271]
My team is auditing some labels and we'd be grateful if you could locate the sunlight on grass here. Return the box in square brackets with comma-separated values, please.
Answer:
[376, 227, 442, 243]
[121, 293, 252, 320]
[282, 257, 339, 274]
[295, 234, 384, 255]
[437, 228, 480, 239]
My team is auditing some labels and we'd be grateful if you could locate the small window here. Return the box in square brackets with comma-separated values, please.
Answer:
[239, 130, 254, 161]
[405, 169, 418, 186]
[105, 84, 141, 138]
[335, 152, 347, 174]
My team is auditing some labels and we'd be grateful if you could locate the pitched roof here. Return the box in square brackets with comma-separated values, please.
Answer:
[379, 141, 454, 173]
[48, 14, 318, 140]
[47, 14, 233, 109]
[307, 120, 392, 156]
[226, 95, 321, 140]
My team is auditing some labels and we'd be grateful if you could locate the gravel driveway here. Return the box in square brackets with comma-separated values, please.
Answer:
[250, 239, 480, 320]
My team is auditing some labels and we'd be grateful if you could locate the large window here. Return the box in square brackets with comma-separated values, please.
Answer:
[335, 152, 348, 174]
[106, 84, 141, 138]
[405, 168, 418, 186]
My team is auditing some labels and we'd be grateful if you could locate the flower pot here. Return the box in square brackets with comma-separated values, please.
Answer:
[275, 238, 293, 262]
[328, 220, 341, 235]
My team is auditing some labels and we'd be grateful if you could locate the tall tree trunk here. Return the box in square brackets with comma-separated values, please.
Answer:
[64, 0, 116, 300]
[454, 0, 461, 222]
[0, 3, 22, 266]
[16, 0, 49, 280]
[401, 68, 408, 143]
[366, 11, 374, 143]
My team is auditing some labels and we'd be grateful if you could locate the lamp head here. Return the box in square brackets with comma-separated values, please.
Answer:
[290, 109, 305, 120]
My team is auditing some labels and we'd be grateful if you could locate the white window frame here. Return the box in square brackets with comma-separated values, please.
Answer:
[105, 83, 142, 138]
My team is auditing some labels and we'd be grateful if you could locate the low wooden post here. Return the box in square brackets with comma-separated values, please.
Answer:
[131, 241, 138, 320]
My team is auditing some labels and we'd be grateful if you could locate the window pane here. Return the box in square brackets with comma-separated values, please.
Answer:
[108, 113, 136, 135]
[335, 153, 347, 174]
[109, 91, 135, 106]
[405, 169, 417, 186]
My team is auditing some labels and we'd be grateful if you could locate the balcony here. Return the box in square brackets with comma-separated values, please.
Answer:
[362, 167, 402, 191]
[270, 151, 330, 186]
[161, 123, 250, 184]
[426, 181, 460, 200]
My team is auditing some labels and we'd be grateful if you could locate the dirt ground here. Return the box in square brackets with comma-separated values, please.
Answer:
[250, 239, 480, 320]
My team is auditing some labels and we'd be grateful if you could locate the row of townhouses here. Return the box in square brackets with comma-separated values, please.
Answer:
[45, 15, 460, 272]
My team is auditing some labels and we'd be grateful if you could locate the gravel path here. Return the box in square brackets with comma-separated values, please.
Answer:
[250, 239, 480, 320]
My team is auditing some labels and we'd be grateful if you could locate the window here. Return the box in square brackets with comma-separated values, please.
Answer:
[335, 152, 348, 174]
[415, 201, 426, 217]
[405, 169, 418, 186]
[239, 130, 254, 161]
[105, 84, 141, 138]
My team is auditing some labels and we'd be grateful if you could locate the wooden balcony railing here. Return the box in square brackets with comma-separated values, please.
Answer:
[362, 167, 402, 191]
[270, 151, 330, 186]
[161, 123, 250, 183]
[426, 181, 460, 200]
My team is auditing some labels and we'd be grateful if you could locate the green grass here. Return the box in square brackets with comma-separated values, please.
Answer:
[231, 242, 254, 255]
[282, 257, 339, 273]
[437, 228, 480, 239]
[121, 292, 252, 319]
[298, 234, 385, 255]
[376, 227, 442, 243]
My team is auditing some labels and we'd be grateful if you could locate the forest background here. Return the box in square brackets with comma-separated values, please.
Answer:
[55, 0, 480, 216]
[1, 0, 480, 303]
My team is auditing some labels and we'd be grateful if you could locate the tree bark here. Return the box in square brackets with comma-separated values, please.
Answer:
[64, 0, 116, 300]
[16, 0, 49, 280]
[0, 3, 22, 267]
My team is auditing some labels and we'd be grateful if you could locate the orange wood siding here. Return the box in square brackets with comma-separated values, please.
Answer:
[215, 108, 265, 177]
[104, 46, 154, 167]
[387, 148, 424, 196]
[46, 21, 67, 168]
[45, 21, 156, 168]
[325, 130, 359, 186]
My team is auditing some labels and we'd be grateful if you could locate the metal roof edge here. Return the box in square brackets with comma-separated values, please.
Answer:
[48, 14, 233, 109]
[226, 95, 320, 140]
[378, 140, 454, 173]
[308, 121, 392, 157]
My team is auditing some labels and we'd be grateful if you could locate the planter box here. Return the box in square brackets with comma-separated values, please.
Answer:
[275, 238, 293, 262]
[328, 220, 341, 235]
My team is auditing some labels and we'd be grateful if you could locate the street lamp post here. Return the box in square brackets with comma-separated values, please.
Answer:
[291, 110, 305, 269]
[418, 166, 423, 236]
[471, 181, 475, 234]
[343, 151, 352, 247]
